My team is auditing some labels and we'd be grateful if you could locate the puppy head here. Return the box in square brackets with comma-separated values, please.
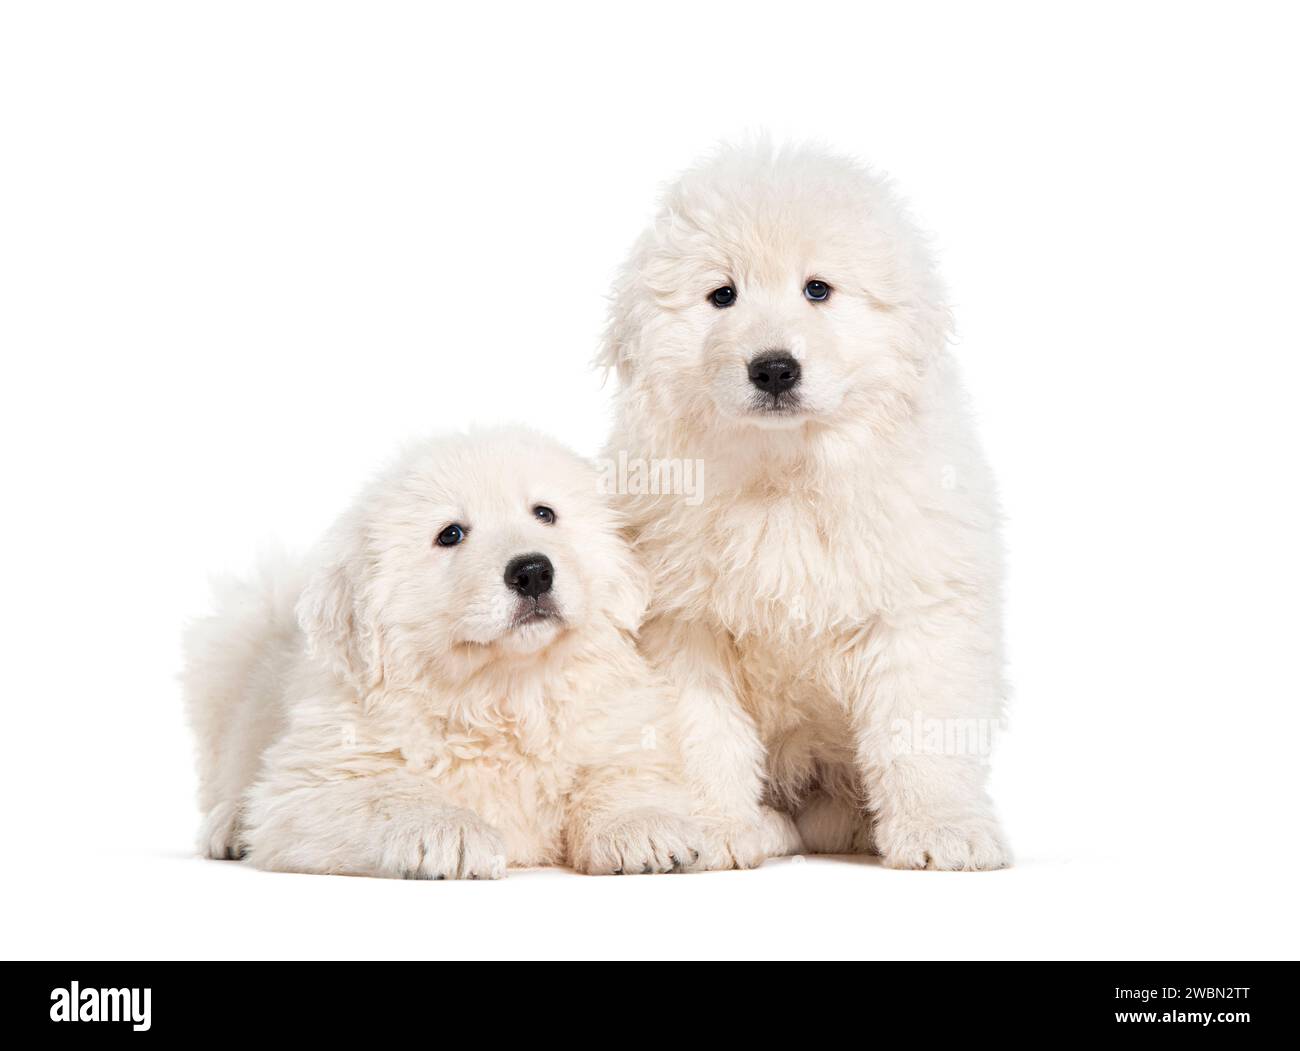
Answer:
[601, 141, 951, 441]
[298, 428, 647, 693]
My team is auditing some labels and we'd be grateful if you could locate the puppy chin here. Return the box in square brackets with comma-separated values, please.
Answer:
[714, 386, 849, 433]
[741, 407, 812, 431]
[715, 394, 813, 432]
[494, 596, 568, 656]
[496, 616, 564, 656]
[453, 609, 565, 657]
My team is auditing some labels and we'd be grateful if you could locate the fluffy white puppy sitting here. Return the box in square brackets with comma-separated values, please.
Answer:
[600, 142, 1011, 870]
[183, 428, 703, 879]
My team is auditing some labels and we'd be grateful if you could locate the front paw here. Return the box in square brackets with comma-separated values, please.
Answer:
[570, 808, 703, 875]
[877, 814, 1010, 871]
[198, 800, 244, 860]
[697, 806, 805, 870]
[381, 809, 507, 880]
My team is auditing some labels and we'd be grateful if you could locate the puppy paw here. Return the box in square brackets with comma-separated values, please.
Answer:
[198, 801, 245, 860]
[381, 809, 507, 880]
[570, 808, 703, 875]
[697, 806, 805, 870]
[877, 815, 1010, 871]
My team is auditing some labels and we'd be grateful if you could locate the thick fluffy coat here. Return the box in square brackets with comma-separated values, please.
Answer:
[600, 143, 1011, 870]
[183, 428, 702, 878]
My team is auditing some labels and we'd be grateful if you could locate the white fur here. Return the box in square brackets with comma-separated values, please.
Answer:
[600, 141, 1011, 870]
[183, 428, 706, 878]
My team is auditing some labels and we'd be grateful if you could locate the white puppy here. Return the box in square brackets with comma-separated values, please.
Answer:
[600, 142, 1011, 870]
[183, 428, 704, 878]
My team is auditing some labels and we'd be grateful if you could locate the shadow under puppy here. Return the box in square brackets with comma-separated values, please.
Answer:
[183, 427, 705, 878]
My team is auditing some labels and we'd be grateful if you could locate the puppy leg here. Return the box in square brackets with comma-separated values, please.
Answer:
[566, 787, 705, 875]
[243, 769, 508, 880]
[642, 618, 803, 869]
[564, 687, 705, 875]
[850, 610, 1010, 871]
[197, 799, 244, 860]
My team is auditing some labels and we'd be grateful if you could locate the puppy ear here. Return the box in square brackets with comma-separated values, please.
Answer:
[595, 238, 651, 385]
[595, 534, 651, 635]
[296, 519, 385, 696]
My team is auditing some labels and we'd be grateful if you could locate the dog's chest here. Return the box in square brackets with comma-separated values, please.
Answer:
[387, 684, 583, 866]
[637, 481, 914, 764]
[638, 484, 910, 640]
[731, 622, 861, 748]
[435, 739, 575, 866]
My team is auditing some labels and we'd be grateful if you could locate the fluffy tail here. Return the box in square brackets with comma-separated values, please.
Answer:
[180, 553, 304, 858]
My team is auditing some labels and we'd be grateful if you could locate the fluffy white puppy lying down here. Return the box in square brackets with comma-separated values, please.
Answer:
[600, 142, 1011, 870]
[183, 428, 704, 879]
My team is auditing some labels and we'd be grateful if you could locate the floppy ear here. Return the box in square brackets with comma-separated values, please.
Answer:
[594, 534, 652, 635]
[595, 236, 653, 385]
[596, 288, 639, 386]
[296, 520, 385, 696]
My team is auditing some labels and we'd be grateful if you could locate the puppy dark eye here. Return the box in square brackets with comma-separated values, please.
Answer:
[804, 280, 831, 302]
[709, 285, 736, 308]
[436, 524, 466, 547]
[532, 505, 556, 525]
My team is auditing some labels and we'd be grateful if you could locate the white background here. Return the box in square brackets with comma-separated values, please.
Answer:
[2, 1, 1297, 960]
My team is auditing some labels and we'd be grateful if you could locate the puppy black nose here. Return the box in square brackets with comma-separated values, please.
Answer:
[504, 554, 553, 598]
[748, 352, 801, 395]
